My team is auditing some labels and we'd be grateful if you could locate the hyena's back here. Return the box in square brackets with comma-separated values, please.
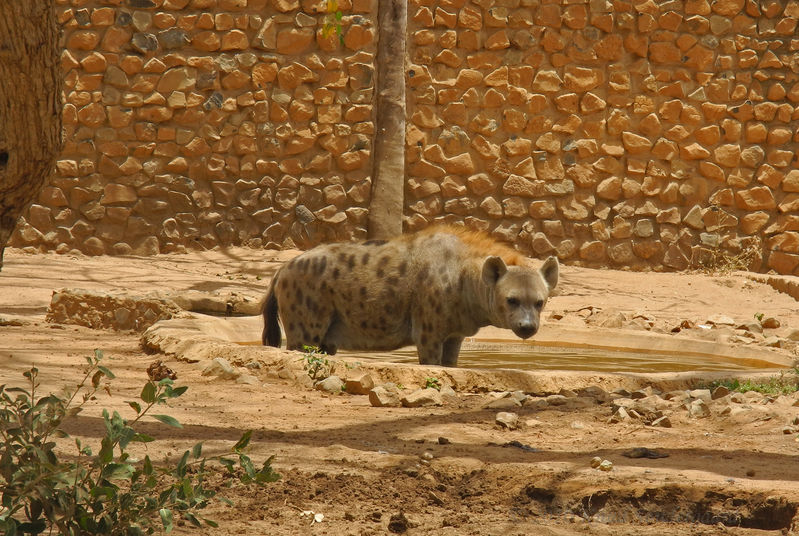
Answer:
[266, 238, 422, 353]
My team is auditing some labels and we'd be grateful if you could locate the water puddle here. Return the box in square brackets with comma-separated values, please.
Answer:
[239, 339, 785, 373]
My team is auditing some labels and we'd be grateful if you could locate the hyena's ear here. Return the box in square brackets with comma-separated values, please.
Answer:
[482, 256, 508, 286]
[540, 256, 559, 291]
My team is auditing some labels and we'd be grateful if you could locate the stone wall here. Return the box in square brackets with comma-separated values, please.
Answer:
[11, 0, 377, 256]
[403, 0, 799, 272]
[9, 0, 799, 276]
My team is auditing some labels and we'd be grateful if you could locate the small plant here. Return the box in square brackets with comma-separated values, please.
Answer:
[0, 350, 279, 535]
[754, 312, 764, 323]
[301, 345, 333, 381]
[704, 369, 799, 396]
[424, 377, 441, 391]
[321, 0, 344, 44]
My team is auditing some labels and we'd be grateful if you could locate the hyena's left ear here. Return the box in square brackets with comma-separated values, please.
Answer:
[539, 256, 559, 291]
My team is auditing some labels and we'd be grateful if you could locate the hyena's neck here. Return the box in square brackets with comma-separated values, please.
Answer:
[459, 262, 494, 329]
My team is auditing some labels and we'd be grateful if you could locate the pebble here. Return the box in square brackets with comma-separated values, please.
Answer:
[598, 460, 613, 471]
[315, 375, 344, 394]
[711, 385, 730, 400]
[438, 437, 450, 445]
[369, 385, 402, 407]
[495, 411, 520, 430]
[235, 373, 260, 385]
[688, 389, 712, 402]
[421, 451, 434, 461]
[201, 357, 240, 380]
[485, 396, 521, 409]
[651, 415, 672, 428]
[689, 399, 711, 418]
[590, 456, 602, 468]
[545, 394, 569, 406]
[761, 317, 781, 329]
[401, 388, 443, 408]
[344, 372, 375, 395]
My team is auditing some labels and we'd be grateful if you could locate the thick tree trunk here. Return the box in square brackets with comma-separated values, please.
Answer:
[0, 1, 62, 270]
[367, 0, 407, 239]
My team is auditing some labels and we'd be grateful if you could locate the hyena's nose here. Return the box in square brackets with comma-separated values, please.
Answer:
[514, 322, 537, 339]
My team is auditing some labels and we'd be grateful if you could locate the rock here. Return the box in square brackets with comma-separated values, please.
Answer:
[688, 389, 712, 402]
[202, 357, 240, 380]
[440, 385, 459, 404]
[712, 385, 731, 400]
[590, 456, 603, 468]
[609, 406, 632, 423]
[401, 388, 443, 408]
[598, 459, 613, 471]
[510, 390, 529, 405]
[730, 392, 746, 403]
[369, 385, 402, 407]
[782, 426, 797, 435]
[388, 512, 409, 533]
[689, 399, 711, 418]
[485, 397, 522, 409]
[761, 317, 781, 329]
[438, 437, 450, 445]
[545, 394, 569, 406]
[345, 372, 375, 395]
[316, 375, 344, 394]
[651, 415, 672, 428]
[579, 386, 610, 403]
[495, 411, 520, 430]
[236, 373, 261, 386]
[707, 314, 736, 326]
[764, 336, 783, 348]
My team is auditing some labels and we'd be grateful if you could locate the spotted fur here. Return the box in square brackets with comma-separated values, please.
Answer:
[262, 226, 559, 367]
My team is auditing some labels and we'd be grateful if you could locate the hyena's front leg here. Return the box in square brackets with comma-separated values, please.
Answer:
[416, 339, 444, 366]
[441, 336, 464, 367]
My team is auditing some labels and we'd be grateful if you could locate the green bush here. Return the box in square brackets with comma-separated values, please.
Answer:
[0, 350, 279, 535]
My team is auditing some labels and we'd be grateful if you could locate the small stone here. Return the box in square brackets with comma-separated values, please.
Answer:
[401, 388, 443, 408]
[688, 389, 712, 402]
[689, 399, 711, 418]
[495, 411, 519, 430]
[761, 317, 781, 329]
[764, 336, 783, 348]
[651, 415, 672, 428]
[236, 373, 260, 386]
[590, 456, 603, 468]
[545, 394, 569, 406]
[598, 460, 613, 472]
[369, 385, 402, 407]
[485, 397, 522, 409]
[438, 437, 450, 445]
[440, 385, 459, 404]
[712, 385, 731, 400]
[345, 372, 375, 395]
[315, 375, 344, 394]
[388, 512, 409, 533]
[201, 357, 239, 380]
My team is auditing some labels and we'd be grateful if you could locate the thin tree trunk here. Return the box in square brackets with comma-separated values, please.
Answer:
[367, 0, 407, 239]
[0, 1, 62, 270]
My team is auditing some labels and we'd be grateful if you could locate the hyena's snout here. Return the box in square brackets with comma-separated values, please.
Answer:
[513, 321, 538, 339]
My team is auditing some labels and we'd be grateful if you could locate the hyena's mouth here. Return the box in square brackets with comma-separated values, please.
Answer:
[513, 325, 537, 339]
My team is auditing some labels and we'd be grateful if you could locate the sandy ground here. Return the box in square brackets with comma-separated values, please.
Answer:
[3, 246, 799, 535]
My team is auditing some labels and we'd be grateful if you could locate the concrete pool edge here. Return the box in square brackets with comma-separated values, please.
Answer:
[141, 314, 796, 395]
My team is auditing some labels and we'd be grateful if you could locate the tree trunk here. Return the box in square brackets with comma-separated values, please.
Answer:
[0, 1, 62, 270]
[367, 0, 407, 239]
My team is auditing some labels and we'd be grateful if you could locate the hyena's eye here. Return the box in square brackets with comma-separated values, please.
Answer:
[534, 300, 544, 309]
[506, 297, 520, 307]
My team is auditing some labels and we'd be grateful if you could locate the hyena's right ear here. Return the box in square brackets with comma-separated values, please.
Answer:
[482, 256, 508, 286]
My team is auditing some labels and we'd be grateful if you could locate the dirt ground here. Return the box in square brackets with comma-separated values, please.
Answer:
[3, 246, 799, 535]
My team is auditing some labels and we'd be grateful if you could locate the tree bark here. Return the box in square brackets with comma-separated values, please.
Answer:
[367, 0, 407, 239]
[0, 1, 62, 270]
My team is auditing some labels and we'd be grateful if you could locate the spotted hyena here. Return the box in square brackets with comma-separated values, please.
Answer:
[262, 226, 559, 367]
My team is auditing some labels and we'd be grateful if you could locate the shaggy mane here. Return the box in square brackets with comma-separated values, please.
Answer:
[417, 225, 527, 266]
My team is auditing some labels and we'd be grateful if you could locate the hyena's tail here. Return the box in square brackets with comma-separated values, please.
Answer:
[262, 273, 282, 347]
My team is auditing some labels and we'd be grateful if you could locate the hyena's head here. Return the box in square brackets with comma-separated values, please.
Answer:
[482, 256, 559, 339]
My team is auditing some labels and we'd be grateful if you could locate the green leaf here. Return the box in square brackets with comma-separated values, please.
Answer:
[159, 508, 174, 533]
[97, 365, 116, 380]
[131, 433, 155, 443]
[192, 442, 203, 459]
[204, 518, 219, 528]
[94, 348, 104, 361]
[128, 401, 142, 414]
[152, 414, 182, 428]
[92, 370, 104, 388]
[141, 382, 156, 404]
[233, 430, 252, 453]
